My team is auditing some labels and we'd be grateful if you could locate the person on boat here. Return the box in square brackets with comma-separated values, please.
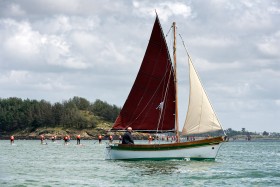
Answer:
[10, 135, 14, 144]
[51, 136, 55, 142]
[76, 134, 81, 145]
[122, 127, 134, 144]
[118, 135, 122, 143]
[98, 134, 102, 144]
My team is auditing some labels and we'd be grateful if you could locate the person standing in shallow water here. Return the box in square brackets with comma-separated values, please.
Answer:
[77, 134, 81, 145]
[10, 135, 14, 144]
[98, 134, 102, 144]
[64, 135, 68, 145]
[148, 135, 152, 144]
[109, 135, 113, 143]
[40, 135, 45, 144]
[122, 127, 134, 144]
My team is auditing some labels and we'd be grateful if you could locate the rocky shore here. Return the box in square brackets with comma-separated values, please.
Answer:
[1, 124, 279, 141]
[0, 123, 149, 140]
[0, 123, 111, 140]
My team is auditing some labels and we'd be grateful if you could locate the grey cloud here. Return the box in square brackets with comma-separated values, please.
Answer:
[0, 0, 279, 132]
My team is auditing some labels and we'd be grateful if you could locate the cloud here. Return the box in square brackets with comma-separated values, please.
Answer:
[8, 3, 26, 17]
[2, 19, 41, 58]
[257, 31, 280, 58]
[0, 17, 91, 70]
[0, 70, 30, 84]
[0, 0, 279, 132]
[133, 1, 192, 21]
[189, 36, 237, 48]
[34, 77, 74, 91]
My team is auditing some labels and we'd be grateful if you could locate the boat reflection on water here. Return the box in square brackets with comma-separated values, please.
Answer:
[118, 159, 220, 176]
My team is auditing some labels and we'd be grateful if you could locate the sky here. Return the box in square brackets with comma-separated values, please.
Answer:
[0, 0, 279, 133]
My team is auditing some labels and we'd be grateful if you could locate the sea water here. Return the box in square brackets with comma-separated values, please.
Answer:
[0, 140, 279, 186]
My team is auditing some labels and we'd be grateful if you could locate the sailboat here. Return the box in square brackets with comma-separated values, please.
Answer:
[105, 15, 226, 160]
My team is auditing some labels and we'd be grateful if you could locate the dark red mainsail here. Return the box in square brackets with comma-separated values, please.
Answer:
[112, 16, 176, 132]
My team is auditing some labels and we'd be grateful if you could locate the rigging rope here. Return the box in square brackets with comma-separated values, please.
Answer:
[165, 25, 173, 37]
[156, 61, 173, 132]
[178, 33, 191, 59]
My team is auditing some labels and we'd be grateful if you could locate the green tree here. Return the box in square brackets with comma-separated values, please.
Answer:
[72, 96, 90, 110]
[52, 102, 63, 126]
[262, 131, 269, 136]
[0, 97, 119, 132]
[90, 99, 121, 122]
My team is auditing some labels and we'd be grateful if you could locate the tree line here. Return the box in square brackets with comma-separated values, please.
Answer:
[0, 97, 121, 132]
[225, 128, 279, 137]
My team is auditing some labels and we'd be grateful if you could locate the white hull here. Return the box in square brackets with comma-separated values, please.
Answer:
[105, 142, 223, 160]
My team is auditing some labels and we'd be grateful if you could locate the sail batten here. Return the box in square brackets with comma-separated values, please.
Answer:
[112, 16, 175, 131]
[182, 57, 223, 135]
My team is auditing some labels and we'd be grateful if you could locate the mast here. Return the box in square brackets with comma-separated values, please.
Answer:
[173, 22, 180, 142]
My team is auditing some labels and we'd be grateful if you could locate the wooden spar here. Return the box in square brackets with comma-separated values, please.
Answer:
[173, 22, 180, 142]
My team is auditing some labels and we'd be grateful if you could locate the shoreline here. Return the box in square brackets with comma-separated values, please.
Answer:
[1, 127, 279, 141]
[1, 135, 279, 141]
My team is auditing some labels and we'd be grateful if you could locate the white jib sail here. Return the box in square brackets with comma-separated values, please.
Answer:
[182, 57, 223, 135]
